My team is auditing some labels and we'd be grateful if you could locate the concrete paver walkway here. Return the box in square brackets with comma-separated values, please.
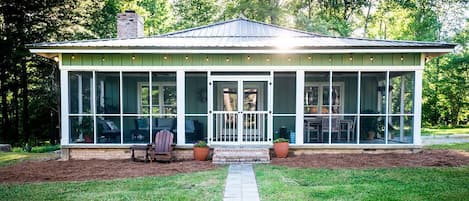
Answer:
[223, 164, 260, 201]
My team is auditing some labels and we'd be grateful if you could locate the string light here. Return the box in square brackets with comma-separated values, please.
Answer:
[185, 56, 189, 60]
[266, 57, 270, 62]
[71, 55, 75, 60]
[163, 56, 168, 60]
[400, 55, 404, 61]
[131, 55, 136, 60]
[307, 56, 312, 60]
[247, 55, 251, 60]
[225, 57, 230, 62]
[205, 57, 209, 62]
[287, 57, 291, 62]
[53, 56, 59, 62]
[370, 56, 374, 61]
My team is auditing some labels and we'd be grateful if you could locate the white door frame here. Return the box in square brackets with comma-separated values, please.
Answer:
[208, 75, 273, 145]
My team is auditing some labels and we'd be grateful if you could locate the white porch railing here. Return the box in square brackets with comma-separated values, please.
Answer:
[213, 111, 269, 144]
[213, 112, 238, 143]
[242, 111, 268, 143]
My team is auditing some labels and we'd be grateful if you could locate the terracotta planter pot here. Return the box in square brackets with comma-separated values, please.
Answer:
[273, 142, 289, 158]
[193, 147, 210, 161]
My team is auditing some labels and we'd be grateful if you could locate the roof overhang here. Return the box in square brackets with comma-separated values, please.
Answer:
[29, 47, 454, 55]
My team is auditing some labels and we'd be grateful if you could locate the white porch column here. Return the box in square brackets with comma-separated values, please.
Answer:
[295, 70, 304, 145]
[413, 56, 424, 145]
[176, 70, 185, 145]
[60, 61, 69, 145]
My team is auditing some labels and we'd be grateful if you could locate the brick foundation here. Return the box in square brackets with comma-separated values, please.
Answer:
[62, 147, 209, 161]
[60, 146, 421, 161]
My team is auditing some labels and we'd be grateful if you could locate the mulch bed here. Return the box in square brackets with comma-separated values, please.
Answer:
[1, 150, 468, 184]
[272, 150, 469, 169]
[0, 159, 219, 184]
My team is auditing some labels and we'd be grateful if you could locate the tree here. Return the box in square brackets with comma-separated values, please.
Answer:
[289, 0, 369, 36]
[172, 0, 219, 30]
[221, 0, 288, 26]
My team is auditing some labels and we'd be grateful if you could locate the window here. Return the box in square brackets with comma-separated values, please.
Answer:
[304, 82, 344, 114]
[138, 83, 176, 115]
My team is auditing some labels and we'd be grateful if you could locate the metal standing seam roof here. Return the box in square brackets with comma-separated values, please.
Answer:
[27, 18, 456, 49]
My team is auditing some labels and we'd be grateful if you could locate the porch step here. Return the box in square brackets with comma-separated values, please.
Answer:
[212, 147, 270, 164]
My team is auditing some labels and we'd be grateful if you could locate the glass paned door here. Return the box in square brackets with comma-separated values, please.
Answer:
[210, 77, 271, 145]
[243, 81, 268, 143]
[213, 81, 238, 142]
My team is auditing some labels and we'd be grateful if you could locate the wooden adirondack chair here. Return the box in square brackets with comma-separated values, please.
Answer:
[149, 130, 174, 162]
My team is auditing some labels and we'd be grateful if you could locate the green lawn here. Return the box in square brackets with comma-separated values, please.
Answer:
[0, 167, 227, 201]
[0, 152, 57, 167]
[255, 165, 469, 201]
[426, 142, 469, 152]
[421, 127, 469, 136]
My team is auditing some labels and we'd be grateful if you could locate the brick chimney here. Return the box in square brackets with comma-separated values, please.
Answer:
[117, 10, 144, 39]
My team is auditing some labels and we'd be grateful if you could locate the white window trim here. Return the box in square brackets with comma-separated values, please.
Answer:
[137, 82, 176, 115]
[304, 82, 345, 115]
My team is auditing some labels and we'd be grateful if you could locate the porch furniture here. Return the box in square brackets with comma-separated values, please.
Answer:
[149, 129, 174, 162]
[132, 118, 150, 142]
[183, 120, 202, 143]
[304, 117, 321, 142]
[321, 117, 340, 141]
[130, 144, 151, 162]
[97, 119, 120, 143]
[340, 118, 356, 142]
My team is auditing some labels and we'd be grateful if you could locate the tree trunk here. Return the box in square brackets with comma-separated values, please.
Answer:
[12, 83, 19, 143]
[363, 1, 372, 37]
[21, 59, 30, 143]
[0, 67, 10, 143]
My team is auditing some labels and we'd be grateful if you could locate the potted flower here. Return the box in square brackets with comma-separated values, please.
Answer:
[193, 140, 210, 161]
[273, 138, 289, 158]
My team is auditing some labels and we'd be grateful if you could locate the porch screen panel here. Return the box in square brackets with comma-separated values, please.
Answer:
[96, 72, 120, 114]
[332, 72, 358, 144]
[69, 116, 94, 143]
[123, 72, 150, 144]
[96, 116, 121, 143]
[69, 72, 93, 114]
[95, 72, 121, 143]
[273, 72, 296, 114]
[152, 72, 177, 143]
[273, 72, 296, 143]
[68, 72, 94, 144]
[273, 117, 296, 143]
[360, 72, 386, 144]
[185, 72, 208, 144]
[389, 72, 415, 144]
[304, 72, 330, 144]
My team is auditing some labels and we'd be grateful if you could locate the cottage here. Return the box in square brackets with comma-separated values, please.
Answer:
[29, 11, 455, 160]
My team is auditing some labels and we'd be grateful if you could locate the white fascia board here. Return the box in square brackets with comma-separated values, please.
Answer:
[29, 48, 454, 54]
[60, 65, 423, 71]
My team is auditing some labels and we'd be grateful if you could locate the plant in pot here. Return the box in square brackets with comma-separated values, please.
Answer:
[273, 138, 289, 158]
[193, 140, 210, 161]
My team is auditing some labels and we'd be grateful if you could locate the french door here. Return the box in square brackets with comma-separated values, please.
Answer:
[209, 76, 272, 145]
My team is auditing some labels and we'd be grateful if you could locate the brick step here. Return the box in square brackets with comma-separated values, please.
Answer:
[212, 147, 270, 164]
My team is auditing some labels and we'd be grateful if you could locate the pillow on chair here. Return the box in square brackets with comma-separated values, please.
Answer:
[136, 119, 149, 130]
[105, 120, 119, 131]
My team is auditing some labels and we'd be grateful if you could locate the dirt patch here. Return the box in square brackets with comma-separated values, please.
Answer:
[0, 159, 220, 184]
[272, 150, 469, 169]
